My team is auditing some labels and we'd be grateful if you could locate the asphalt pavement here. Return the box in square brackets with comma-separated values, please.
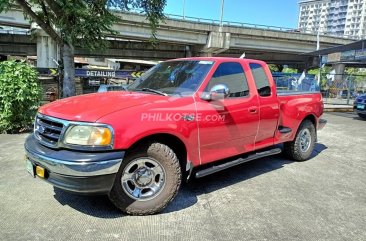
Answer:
[0, 112, 365, 241]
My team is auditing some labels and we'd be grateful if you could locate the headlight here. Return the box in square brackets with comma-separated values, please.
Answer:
[64, 125, 113, 146]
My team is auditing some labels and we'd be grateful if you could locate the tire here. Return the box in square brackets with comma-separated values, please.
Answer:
[357, 113, 366, 119]
[109, 142, 182, 215]
[284, 120, 316, 162]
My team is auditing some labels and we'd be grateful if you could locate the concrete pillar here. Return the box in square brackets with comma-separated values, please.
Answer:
[36, 29, 59, 68]
[184, 45, 192, 58]
[199, 52, 213, 57]
[332, 63, 345, 81]
[202, 31, 230, 56]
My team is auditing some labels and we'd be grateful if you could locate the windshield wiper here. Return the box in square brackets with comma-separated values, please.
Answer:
[139, 88, 168, 96]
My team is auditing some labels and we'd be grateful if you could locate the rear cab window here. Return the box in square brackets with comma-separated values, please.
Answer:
[249, 63, 272, 97]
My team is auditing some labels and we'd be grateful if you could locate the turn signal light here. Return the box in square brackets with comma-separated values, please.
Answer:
[36, 166, 45, 178]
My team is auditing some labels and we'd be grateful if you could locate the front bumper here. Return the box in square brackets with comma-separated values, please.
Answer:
[24, 135, 125, 194]
[353, 105, 366, 115]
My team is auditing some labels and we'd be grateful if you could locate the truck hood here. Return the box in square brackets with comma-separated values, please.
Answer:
[39, 91, 167, 122]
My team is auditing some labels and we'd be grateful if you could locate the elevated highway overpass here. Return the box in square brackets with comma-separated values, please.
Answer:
[0, 8, 354, 68]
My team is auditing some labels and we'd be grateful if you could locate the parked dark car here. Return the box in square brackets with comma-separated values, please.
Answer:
[354, 94, 366, 119]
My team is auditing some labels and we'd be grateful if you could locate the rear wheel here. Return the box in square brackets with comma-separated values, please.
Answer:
[284, 120, 316, 161]
[357, 113, 366, 119]
[109, 142, 182, 215]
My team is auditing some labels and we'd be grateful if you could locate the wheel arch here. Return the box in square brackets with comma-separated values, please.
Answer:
[302, 114, 317, 128]
[299, 113, 318, 142]
[126, 133, 188, 173]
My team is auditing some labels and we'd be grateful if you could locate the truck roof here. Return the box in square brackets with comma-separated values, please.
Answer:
[170, 57, 266, 64]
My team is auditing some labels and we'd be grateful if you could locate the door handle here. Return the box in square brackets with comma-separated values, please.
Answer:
[248, 107, 258, 114]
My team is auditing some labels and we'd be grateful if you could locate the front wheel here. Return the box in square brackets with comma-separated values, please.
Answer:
[109, 143, 182, 215]
[284, 120, 316, 161]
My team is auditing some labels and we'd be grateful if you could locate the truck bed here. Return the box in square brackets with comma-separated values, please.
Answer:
[276, 91, 323, 143]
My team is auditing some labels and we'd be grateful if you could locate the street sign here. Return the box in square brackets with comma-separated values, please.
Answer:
[340, 50, 355, 61]
[75, 69, 144, 79]
[37, 68, 58, 76]
[37, 68, 145, 79]
[327, 52, 341, 63]
[355, 49, 366, 60]
[131, 71, 143, 78]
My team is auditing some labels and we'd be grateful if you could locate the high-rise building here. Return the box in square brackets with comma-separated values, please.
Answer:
[298, 0, 366, 38]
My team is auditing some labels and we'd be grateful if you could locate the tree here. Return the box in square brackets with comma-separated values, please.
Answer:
[0, 0, 166, 97]
[345, 67, 366, 90]
[268, 64, 283, 72]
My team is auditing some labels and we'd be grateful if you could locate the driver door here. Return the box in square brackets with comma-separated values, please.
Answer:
[195, 61, 259, 164]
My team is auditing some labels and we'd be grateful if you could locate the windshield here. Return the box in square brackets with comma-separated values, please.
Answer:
[127, 60, 214, 96]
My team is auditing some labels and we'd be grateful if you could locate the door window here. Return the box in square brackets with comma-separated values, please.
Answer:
[206, 62, 249, 98]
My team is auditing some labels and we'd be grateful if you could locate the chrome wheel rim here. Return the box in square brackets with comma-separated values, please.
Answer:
[299, 128, 311, 152]
[121, 158, 166, 201]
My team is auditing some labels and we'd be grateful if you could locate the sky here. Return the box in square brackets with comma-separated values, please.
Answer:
[164, 0, 300, 29]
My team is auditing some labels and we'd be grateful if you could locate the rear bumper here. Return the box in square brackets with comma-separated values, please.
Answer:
[24, 135, 125, 194]
[318, 118, 327, 130]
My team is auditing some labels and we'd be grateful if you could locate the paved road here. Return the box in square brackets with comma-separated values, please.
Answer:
[1, 113, 365, 241]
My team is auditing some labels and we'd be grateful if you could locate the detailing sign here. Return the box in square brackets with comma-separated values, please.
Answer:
[75, 69, 144, 79]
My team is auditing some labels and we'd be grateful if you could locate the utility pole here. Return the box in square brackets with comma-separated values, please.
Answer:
[220, 0, 225, 27]
[317, 28, 322, 93]
[183, 0, 186, 19]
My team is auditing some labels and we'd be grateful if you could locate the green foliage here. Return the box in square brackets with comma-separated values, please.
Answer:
[3, 0, 167, 50]
[0, 0, 13, 12]
[307, 69, 318, 75]
[309, 67, 331, 88]
[1, 1, 167, 97]
[109, 0, 167, 39]
[0, 61, 42, 133]
[44, 0, 119, 49]
[345, 67, 366, 89]
[282, 68, 298, 74]
[268, 64, 280, 72]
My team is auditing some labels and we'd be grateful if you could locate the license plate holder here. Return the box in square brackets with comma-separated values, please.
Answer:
[26, 159, 35, 177]
[357, 104, 365, 110]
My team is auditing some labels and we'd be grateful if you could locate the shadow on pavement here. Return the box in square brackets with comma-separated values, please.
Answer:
[353, 116, 366, 121]
[53, 143, 327, 217]
[53, 188, 124, 218]
[312, 143, 328, 158]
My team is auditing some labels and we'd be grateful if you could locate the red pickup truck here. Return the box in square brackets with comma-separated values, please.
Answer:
[25, 57, 326, 215]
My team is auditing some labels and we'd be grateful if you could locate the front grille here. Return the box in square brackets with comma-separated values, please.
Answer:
[34, 115, 64, 147]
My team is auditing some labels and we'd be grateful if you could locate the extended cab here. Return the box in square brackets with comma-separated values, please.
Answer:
[25, 57, 326, 215]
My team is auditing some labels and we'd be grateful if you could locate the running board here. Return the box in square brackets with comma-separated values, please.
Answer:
[195, 148, 282, 178]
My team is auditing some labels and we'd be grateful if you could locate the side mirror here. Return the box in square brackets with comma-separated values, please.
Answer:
[201, 84, 230, 101]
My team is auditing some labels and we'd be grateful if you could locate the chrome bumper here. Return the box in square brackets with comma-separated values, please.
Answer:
[25, 135, 124, 177]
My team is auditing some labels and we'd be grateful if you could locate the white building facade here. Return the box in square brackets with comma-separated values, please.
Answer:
[298, 0, 366, 38]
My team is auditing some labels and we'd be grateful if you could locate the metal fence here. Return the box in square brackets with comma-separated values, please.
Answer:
[319, 73, 366, 105]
